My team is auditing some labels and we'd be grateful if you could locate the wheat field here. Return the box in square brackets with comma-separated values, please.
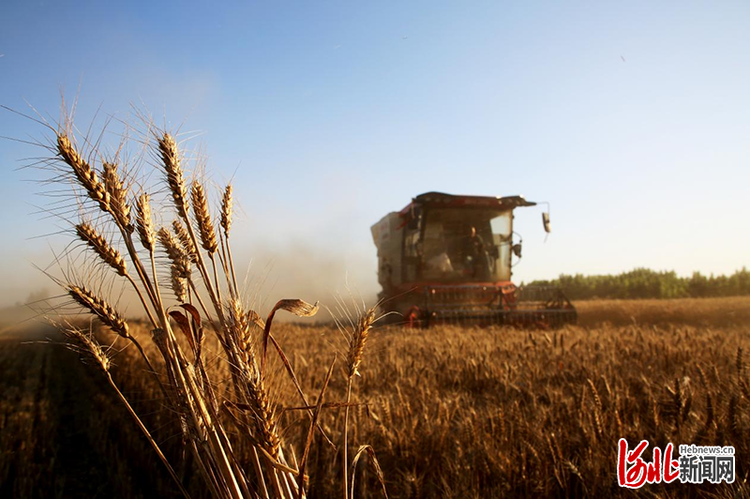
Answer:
[1, 111, 748, 498]
[1, 297, 749, 498]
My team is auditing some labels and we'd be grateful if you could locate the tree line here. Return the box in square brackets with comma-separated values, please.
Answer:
[526, 267, 750, 300]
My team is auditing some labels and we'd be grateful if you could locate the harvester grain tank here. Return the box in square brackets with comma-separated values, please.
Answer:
[371, 192, 576, 327]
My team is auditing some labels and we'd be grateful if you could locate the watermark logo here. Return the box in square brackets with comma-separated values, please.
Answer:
[617, 439, 734, 488]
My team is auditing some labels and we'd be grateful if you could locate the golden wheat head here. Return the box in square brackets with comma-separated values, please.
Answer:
[157, 133, 188, 220]
[56, 133, 111, 213]
[172, 219, 198, 263]
[62, 327, 111, 372]
[220, 184, 233, 237]
[135, 193, 155, 252]
[170, 264, 188, 303]
[75, 222, 127, 277]
[67, 284, 129, 338]
[158, 227, 191, 279]
[102, 161, 132, 232]
[347, 307, 376, 378]
[191, 181, 218, 254]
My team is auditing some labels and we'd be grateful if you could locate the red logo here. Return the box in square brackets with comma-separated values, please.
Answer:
[618, 439, 679, 488]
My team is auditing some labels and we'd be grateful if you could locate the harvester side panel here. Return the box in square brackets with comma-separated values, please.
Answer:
[371, 212, 403, 290]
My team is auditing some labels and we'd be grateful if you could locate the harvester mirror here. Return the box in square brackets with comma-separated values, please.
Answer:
[512, 243, 522, 258]
[542, 212, 551, 233]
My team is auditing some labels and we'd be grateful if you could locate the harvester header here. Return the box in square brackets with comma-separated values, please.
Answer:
[371, 192, 576, 327]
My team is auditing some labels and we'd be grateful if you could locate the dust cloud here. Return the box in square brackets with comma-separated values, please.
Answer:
[230, 241, 380, 322]
[0, 239, 381, 326]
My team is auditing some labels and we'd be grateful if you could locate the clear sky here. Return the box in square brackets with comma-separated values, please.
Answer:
[1, 0, 749, 308]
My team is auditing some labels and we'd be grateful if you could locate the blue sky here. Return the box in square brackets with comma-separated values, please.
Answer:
[1, 1, 749, 307]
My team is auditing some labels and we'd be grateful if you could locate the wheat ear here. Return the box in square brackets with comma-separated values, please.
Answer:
[56, 133, 111, 213]
[67, 284, 129, 338]
[191, 181, 218, 255]
[158, 227, 191, 279]
[219, 183, 239, 296]
[224, 299, 280, 458]
[343, 306, 376, 499]
[171, 264, 188, 303]
[75, 222, 127, 277]
[220, 184, 233, 237]
[173, 219, 198, 263]
[135, 193, 155, 252]
[158, 133, 189, 220]
[102, 161, 132, 232]
[347, 308, 375, 379]
[62, 327, 112, 372]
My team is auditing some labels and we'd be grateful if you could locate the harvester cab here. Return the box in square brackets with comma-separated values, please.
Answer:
[371, 192, 576, 327]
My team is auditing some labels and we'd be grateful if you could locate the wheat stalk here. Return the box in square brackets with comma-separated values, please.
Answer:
[343, 306, 376, 499]
[34, 112, 369, 499]
[63, 325, 190, 497]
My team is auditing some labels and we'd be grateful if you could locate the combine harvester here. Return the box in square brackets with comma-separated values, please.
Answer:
[371, 192, 576, 327]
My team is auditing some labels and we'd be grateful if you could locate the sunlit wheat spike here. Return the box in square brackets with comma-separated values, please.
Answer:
[67, 284, 129, 338]
[158, 227, 181, 261]
[56, 132, 111, 213]
[172, 219, 198, 263]
[62, 327, 111, 372]
[347, 307, 376, 378]
[245, 375, 281, 458]
[158, 227, 191, 278]
[222, 299, 279, 455]
[102, 161, 132, 232]
[220, 184, 233, 237]
[135, 193, 155, 251]
[157, 133, 189, 220]
[170, 264, 188, 303]
[75, 222, 127, 277]
[226, 297, 255, 359]
[224, 300, 279, 457]
[191, 181, 218, 254]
